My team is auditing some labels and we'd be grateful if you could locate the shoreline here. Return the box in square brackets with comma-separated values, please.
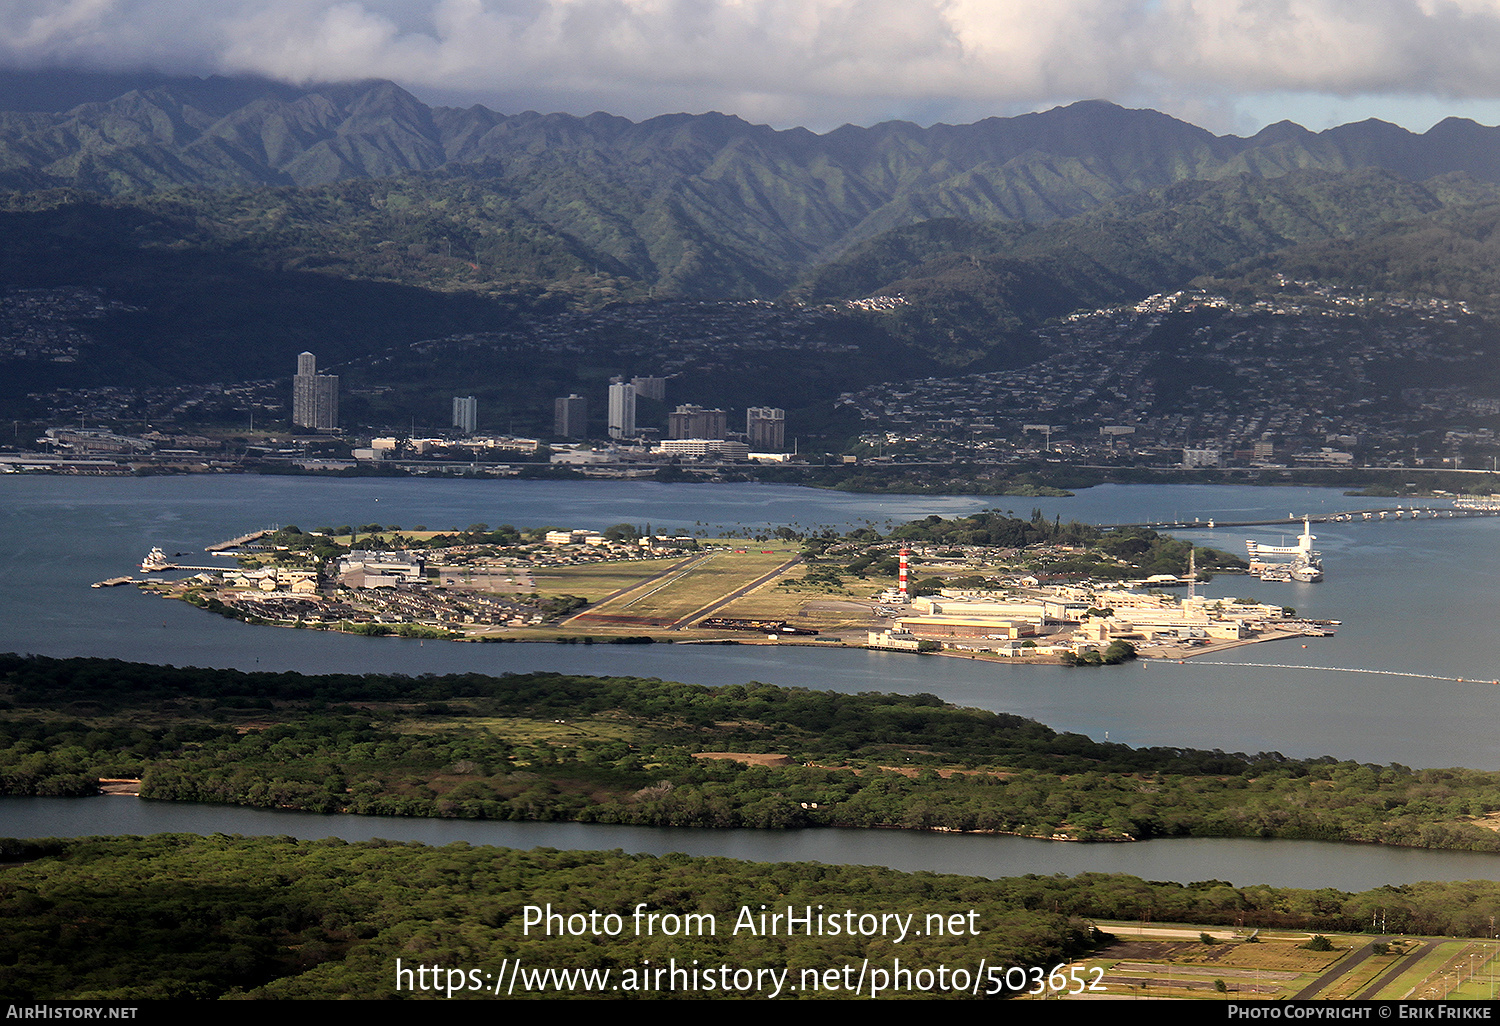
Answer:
[149, 583, 1323, 666]
[13, 459, 1500, 500]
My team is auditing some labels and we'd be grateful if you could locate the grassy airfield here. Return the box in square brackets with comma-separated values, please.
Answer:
[509, 542, 884, 639]
[1057, 926, 1500, 1001]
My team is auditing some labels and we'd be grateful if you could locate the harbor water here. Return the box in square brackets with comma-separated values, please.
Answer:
[3, 474, 1500, 887]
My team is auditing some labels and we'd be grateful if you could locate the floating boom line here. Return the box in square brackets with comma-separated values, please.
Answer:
[1176, 660, 1487, 684]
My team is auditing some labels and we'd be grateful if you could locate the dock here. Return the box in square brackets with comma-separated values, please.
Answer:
[141, 563, 240, 574]
[206, 529, 273, 553]
[1099, 504, 1500, 531]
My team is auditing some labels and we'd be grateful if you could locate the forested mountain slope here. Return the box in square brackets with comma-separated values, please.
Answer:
[9, 74, 1500, 299]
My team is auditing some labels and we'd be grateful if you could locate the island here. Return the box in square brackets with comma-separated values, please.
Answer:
[131, 510, 1336, 664]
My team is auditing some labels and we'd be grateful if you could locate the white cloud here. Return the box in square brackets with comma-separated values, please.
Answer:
[1151, 0, 1500, 96]
[4, 0, 1500, 130]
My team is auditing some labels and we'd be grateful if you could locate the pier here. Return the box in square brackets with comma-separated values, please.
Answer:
[142, 564, 242, 574]
[205, 528, 274, 553]
[1099, 503, 1500, 532]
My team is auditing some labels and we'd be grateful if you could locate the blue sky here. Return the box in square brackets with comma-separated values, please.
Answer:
[4, 0, 1500, 135]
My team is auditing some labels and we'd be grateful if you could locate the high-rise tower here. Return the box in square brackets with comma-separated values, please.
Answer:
[452, 396, 477, 435]
[746, 407, 786, 451]
[554, 394, 588, 438]
[608, 378, 636, 439]
[668, 404, 727, 440]
[630, 375, 666, 401]
[292, 352, 338, 430]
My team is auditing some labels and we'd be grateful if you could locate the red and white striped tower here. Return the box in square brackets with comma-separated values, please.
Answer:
[898, 548, 910, 602]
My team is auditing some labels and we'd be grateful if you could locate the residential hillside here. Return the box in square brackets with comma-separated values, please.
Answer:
[7, 72, 1500, 443]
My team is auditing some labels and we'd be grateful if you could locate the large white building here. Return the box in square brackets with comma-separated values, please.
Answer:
[292, 352, 338, 430]
[452, 396, 477, 435]
[608, 379, 636, 439]
[337, 551, 426, 588]
[657, 439, 750, 459]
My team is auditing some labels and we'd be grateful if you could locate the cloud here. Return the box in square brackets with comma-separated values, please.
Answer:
[1153, 0, 1500, 96]
[4, 0, 1500, 129]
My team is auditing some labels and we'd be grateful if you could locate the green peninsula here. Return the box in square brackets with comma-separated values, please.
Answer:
[3, 654, 1498, 851]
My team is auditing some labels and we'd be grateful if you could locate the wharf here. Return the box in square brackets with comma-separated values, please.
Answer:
[206, 529, 273, 552]
[1135, 627, 1311, 661]
[1100, 505, 1500, 531]
[143, 563, 240, 574]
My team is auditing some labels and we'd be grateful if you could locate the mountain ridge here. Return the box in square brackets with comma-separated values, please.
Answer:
[9, 72, 1500, 426]
[9, 74, 1500, 261]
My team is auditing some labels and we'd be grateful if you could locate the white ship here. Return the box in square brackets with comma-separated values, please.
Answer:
[140, 546, 171, 572]
[1246, 518, 1323, 583]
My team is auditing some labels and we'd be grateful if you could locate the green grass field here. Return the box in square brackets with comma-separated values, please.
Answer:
[529, 559, 685, 602]
[1066, 927, 1362, 1001]
[572, 546, 799, 625]
[1395, 941, 1499, 1000]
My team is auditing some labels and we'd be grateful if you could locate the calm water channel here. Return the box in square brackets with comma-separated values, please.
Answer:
[3, 474, 1499, 888]
[9, 794, 1500, 892]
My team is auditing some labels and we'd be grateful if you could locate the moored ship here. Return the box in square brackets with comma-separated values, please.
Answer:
[1246, 518, 1323, 582]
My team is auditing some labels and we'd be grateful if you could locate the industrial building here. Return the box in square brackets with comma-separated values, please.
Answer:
[336, 551, 427, 588]
[882, 586, 1286, 655]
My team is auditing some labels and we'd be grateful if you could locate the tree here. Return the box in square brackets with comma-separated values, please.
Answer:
[603, 523, 640, 542]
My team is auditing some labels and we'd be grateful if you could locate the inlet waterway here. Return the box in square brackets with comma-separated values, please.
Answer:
[3, 474, 1500, 888]
[9, 794, 1500, 892]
